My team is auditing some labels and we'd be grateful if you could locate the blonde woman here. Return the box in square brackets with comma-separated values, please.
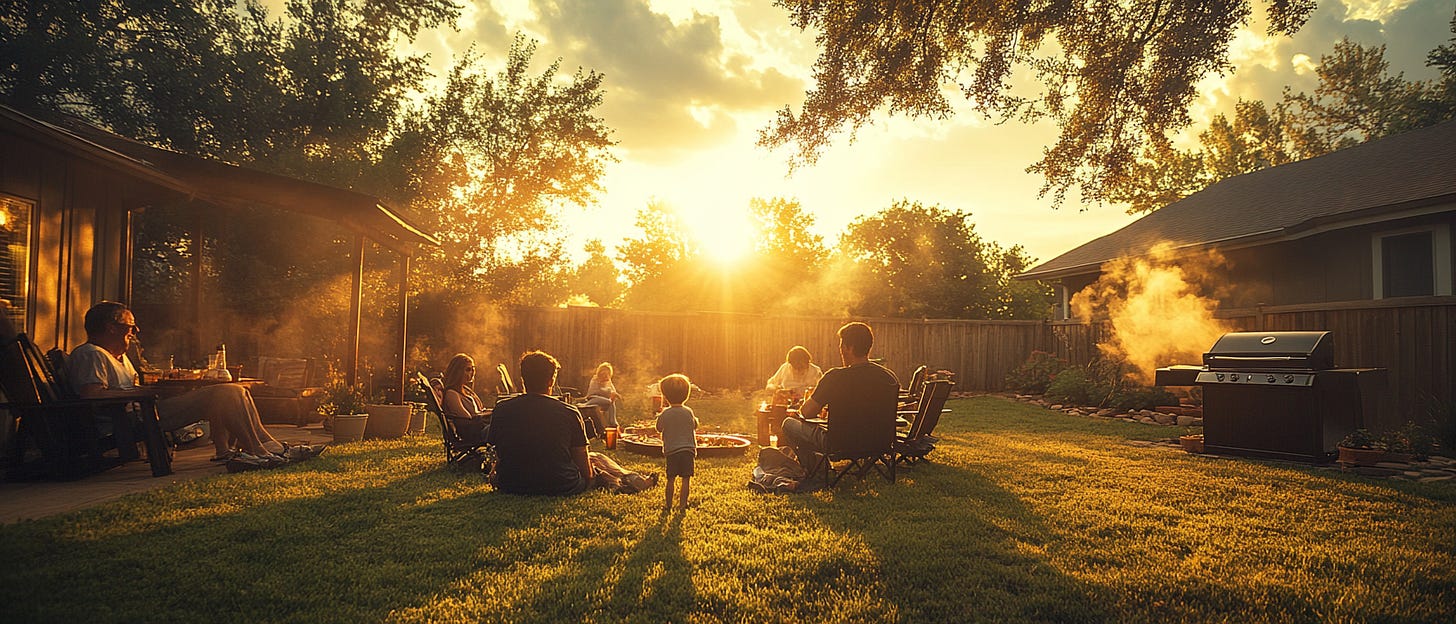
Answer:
[442, 353, 490, 444]
[584, 362, 621, 429]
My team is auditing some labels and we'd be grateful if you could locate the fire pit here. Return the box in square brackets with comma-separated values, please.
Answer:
[617, 427, 752, 458]
[1155, 331, 1388, 463]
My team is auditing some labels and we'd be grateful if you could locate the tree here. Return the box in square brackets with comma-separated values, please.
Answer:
[836, 200, 1044, 319]
[569, 239, 625, 306]
[1112, 34, 1456, 214]
[758, 0, 1319, 205]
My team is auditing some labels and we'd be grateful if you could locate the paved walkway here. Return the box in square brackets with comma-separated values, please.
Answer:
[0, 424, 332, 525]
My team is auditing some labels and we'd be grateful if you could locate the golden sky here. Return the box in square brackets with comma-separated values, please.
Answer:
[391, 0, 1452, 265]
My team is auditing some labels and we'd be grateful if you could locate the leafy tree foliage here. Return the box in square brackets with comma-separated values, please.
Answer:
[1112, 32, 1456, 214]
[759, 0, 1318, 205]
[836, 200, 1046, 319]
[568, 239, 625, 307]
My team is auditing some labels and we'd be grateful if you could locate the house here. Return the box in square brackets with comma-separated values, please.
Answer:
[1019, 119, 1456, 318]
[1016, 120, 1456, 428]
[0, 104, 438, 395]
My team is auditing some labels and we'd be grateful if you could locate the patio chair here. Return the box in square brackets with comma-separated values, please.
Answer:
[895, 379, 953, 466]
[806, 388, 899, 487]
[251, 356, 324, 426]
[0, 334, 172, 479]
[899, 365, 928, 408]
[414, 373, 493, 472]
[495, 363, 520, 396]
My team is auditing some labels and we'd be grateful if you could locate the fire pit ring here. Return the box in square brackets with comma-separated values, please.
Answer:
[618, 432, 753, 458]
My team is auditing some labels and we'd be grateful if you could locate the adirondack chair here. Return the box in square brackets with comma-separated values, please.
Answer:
[898, 365, 929, 408]
[0, 334, 172, 479]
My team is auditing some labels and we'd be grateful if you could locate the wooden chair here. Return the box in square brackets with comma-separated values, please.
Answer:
[251, 356, 324, 425]
[494, 364, 520, 396]
[414, 373, 492, 472]
[806, 388, 899, 487]
[895, 379, 953, 466]
[0, 334, 172, 479]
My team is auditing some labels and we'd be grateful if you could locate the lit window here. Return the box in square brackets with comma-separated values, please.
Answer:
[0, 196, 33, 330]
[1372, 224, 1452, 299]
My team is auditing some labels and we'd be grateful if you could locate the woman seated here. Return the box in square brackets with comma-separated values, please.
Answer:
[766, 346, 823, 402]
[582, 361, 621, 432]
[442, 353, 491, 445]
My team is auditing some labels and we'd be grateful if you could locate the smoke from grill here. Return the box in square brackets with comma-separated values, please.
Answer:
[1070, 242, 1233, 384]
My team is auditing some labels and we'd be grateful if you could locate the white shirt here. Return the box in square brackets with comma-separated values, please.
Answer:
[766, 362, 822, 391]
[66, 342, 139, 392]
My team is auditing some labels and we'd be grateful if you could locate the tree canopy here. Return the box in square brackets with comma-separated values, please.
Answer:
[1111, 28, 1456, 214]
[759, 0, 1319, 205]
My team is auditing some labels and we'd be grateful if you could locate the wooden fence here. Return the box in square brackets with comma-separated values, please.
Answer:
[481, 299, 1453, 429]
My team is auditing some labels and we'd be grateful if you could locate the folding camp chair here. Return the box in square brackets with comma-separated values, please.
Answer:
[494, 364, 520, 396]
[895, 380, 953, 466]
[806, 387, 899, 487]
[414, 373, 493, 472]
[898, 365, 928, 408]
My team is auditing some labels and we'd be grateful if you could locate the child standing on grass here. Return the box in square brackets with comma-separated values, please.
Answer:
[655, 374, 698, 512]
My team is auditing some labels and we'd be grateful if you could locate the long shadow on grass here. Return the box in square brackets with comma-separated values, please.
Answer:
[0, 461, 565, 623]
[798, 461, 1112, 623]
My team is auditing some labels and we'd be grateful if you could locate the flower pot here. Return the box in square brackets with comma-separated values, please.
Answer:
[1179, 434, 1204, 454]
[1337, 446, 1386, 466]
[406, 402, 428, 436]
[332, 413, 369, 443]
[363, 404, 411, 439]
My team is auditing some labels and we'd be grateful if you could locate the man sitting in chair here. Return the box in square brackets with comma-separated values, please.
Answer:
[780, 322, 900, 472]
[67, 301, 296, 464]
[487, 350, 655, 495]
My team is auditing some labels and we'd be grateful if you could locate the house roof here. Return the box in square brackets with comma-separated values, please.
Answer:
[1018, 119, 1456, 281]
[0, 105, 439, 252]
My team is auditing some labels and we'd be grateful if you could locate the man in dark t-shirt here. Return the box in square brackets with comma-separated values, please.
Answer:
[486, 350, 656, 495]
[781, 322, 900, 470]
[488, 391, 590, 495]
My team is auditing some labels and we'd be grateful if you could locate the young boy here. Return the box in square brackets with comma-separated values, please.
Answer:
[655, 373, 698, 511]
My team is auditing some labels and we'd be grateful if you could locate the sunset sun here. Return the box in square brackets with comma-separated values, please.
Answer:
[688, 204, 755, 266]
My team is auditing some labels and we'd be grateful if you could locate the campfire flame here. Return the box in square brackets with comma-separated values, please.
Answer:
[1071, 242, 1233, 384]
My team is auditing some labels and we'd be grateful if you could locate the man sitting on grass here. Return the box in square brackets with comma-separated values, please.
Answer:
[486, 350, 655, 495]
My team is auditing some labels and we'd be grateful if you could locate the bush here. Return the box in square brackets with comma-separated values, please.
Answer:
[1338, 428, 1382, 450]
[1006, 351, 1071, 394]
[1383, 422, 1435, 458]
[1107, 385, 1178, 411]
[1043, 357, 1176, 410]
[1045, 367, 1101, 406]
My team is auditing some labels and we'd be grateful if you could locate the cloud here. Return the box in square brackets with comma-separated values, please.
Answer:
[528, 0, 802, 162]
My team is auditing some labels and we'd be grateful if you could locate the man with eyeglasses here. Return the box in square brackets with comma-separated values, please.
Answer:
[66, 301, 299, 465]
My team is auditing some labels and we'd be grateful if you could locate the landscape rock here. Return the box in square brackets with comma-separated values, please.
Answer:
[1152, 413, 1176, 425]
[1176, 415, 1199, 427]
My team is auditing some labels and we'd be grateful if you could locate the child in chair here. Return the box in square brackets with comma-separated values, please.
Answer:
[655, 373, 698, 512]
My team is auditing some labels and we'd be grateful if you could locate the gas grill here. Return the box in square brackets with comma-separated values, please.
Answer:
[1155, 331, 1388, 463]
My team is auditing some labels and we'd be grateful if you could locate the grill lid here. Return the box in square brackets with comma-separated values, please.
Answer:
[1203, 331, 1334, 370]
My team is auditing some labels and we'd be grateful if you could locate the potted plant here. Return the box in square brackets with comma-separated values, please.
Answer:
[363, 393, 412, 440]
[1337, 428, 1386, 466]
[1179, 433, 1204, 454]
[321, 382, 370, 443]
[1382, 422, 1434, 463]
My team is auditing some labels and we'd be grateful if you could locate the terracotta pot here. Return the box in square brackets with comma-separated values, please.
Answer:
[363, 404, 411, 439]
[1337, 446, 1386, 466]
[1179, 434, 1204, 454]
[332, 413, 369, 443]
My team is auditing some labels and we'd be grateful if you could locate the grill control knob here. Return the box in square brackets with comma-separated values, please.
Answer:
[1284, 375, 1294, 384]
[1266, 375, 1276, 383]
[1216, 373, 1225, 381]
[1229, 374, 1239, 382]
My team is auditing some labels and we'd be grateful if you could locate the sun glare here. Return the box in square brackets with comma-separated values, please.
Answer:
[688, 205, 754, 266]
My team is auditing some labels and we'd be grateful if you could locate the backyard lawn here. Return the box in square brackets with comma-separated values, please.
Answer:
[3, 395, 1453, 623]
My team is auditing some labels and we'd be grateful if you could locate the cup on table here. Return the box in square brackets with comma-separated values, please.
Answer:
[605, 427, 619, 450]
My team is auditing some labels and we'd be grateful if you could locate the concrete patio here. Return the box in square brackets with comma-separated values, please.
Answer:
[0, 423, 333, 524]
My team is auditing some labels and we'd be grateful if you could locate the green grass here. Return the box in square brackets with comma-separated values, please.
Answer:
[3, 395, 1453, 623]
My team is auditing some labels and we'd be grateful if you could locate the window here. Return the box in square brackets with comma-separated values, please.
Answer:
[1372, 224, 1452, 299]
[0, 195, 33, 331]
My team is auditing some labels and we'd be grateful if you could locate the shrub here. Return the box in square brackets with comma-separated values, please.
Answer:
[1045, 367, 1101, 406]
[319, 382, 370, 416]
[1044, 357, 1176, 410]
[1107, 385, 1178, 411]
[1006, 351, 1070, 394]
[1383, 422, 1435, 458]
[1338, 428, 1382, 450]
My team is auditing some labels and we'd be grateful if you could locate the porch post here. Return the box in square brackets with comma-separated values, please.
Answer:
[347, 235, 364, 387]
[395, 254, 410, 403]
[190, 208, 205, 361]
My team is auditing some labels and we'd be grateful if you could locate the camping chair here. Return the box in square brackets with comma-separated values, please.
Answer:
[0, 334, 172, 479]
[895, 380, 953, 466]
[806, 387, 899, 487]
[414, 373, 493, 472]
[495, 364, 520, 396]
[899, 365, 928, 408]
